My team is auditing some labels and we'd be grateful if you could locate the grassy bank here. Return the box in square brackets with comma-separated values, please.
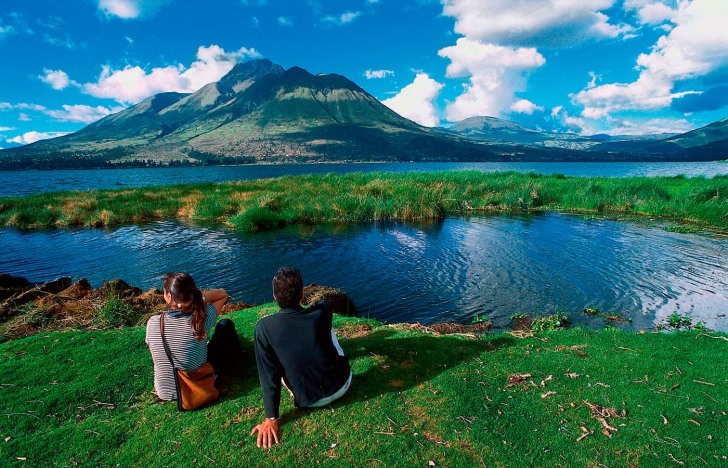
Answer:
[1, 171, 726, 231]
[0, 306, 726, 466]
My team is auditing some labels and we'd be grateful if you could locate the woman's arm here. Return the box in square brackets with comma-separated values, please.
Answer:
[202, 288, 229, 315]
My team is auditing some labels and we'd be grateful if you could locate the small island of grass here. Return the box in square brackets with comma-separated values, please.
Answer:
[1, 171, 726, 232]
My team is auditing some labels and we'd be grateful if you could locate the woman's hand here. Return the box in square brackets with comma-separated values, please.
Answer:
[250, 418, 280, 448]
[202, 288, 229, 314]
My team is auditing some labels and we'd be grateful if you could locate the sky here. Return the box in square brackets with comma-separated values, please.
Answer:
[1, 0, 728, 149]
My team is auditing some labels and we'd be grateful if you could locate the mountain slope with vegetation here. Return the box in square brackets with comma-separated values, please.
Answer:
[1, 60, 497, 168]
[2, 59, 727, 169]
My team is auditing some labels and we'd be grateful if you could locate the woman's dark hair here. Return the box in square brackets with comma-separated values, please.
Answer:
[272, 267, 303, 309]
[163, 272, 207, 341]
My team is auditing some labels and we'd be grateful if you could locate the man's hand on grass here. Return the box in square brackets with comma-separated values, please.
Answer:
[250, 418, 280, 448]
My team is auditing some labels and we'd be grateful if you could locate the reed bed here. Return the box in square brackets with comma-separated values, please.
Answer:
[1, 171, 725, 231]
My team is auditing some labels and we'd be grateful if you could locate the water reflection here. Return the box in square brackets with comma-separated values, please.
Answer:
[0, 214, 726, 332]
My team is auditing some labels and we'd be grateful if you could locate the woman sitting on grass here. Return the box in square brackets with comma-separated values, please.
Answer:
[145, 272, 242, 402]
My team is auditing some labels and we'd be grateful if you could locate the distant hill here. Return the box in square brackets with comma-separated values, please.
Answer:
[1, 59, 726, 169]
[448, 116, 678, 151]
[448, 115, 728, 161]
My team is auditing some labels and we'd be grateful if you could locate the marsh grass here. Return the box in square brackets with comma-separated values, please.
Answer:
[0, 306, 726, 466]
[1, 171, 726, 231]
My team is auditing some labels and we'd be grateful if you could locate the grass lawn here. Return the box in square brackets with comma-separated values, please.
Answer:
[1, 305, 726, 466]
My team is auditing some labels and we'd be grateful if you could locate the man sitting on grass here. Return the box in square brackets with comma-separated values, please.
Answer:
[250, 267, 352, 448]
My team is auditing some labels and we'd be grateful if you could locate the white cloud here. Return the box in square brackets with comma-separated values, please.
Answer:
[365, 69, 394, 79]
[43, 104, 123, 123]
[16, 103, 48, 112]
[0, 126, 15, 131]
[277, 16, 293, 26]
[322, 11, 361, 25]
[573, 0, 728, 117]
[624, 0, 676, 25]
[381, 73, 444, 127]
[39, 69, 78, 90]
[510, 99, 544, 115]
[99, 0, 140, 19]
[19, 113, 31, 122]
[0, 101, 123, 124]
[7, 131, 71, 145]
[438, 38, 545, 121]
[441, 0, 632, 47]
[98, 0, 169, 19]
[82, 44, 261, 104]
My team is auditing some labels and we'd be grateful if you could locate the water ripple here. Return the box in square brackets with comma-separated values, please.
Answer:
[1, 213, 726, 332]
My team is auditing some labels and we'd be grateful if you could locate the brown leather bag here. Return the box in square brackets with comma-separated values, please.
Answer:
[160, 314, 219, 411]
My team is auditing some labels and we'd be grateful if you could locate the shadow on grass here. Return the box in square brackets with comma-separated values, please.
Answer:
[280, 329, 513, 425]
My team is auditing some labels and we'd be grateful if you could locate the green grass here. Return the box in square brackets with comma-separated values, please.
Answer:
[1, 171, 726, 231]
[1, 306, 726, 466]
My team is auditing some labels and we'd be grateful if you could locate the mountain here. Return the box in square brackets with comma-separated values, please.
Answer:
[2, 59, 726, 169]
[1, 59, 498, 168]
[447, 116, 679, 151]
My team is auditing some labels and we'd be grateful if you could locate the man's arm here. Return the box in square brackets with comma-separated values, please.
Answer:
[251, 321, 283, 448]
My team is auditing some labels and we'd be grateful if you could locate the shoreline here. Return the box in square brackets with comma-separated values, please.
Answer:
[1, 273, 713, 343]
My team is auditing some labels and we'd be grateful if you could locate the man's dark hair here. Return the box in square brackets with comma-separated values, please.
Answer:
[272, 267, 303, 309]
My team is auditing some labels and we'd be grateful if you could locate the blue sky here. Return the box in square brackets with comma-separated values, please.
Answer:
[1, 0, 727, 148]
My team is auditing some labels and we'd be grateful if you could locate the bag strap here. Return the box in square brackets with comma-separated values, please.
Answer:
[160, 314, 185, 411]
[159, 314, 178, 370]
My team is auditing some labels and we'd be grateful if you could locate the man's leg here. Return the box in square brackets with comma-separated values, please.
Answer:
[307, 371, 352, 408]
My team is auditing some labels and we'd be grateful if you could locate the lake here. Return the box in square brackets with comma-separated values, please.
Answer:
[1, 213, 726, 332]
[2, 162, 726, 331]
[2, 160, 727, 197]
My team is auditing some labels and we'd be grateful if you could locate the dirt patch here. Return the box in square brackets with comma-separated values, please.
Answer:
[393, 321, 492, 336]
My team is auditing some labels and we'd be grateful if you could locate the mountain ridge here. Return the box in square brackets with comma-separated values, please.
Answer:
[1, 59, 726, 169]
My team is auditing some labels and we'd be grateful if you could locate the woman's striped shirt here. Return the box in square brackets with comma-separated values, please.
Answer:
[145, 304, 217, 401]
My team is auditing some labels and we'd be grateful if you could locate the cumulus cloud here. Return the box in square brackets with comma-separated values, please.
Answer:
[441, 0, 632, 47]
[43, 104, 124, 123]
[573, 0, 728, 118]
[438, 38, 545, 121]
[436, 1, 630, 123]
[0, 126, 15, 131]
[7, 131, 71, 145]
[322, 11, 361, 25]
[82, 44, 261, 104]
[39, 69, 78, 90]
[277, 16, 293, 26]
[98, 0, 169, 19]
[381, 73, 444, 127]
[365, 69, 394, 79]
[510, 99, 544, 115]
[624, 0, 676, 25]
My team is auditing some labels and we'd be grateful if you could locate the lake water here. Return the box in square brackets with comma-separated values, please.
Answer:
[1, 213, 726, 332]
[1, 161, 727, 197]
